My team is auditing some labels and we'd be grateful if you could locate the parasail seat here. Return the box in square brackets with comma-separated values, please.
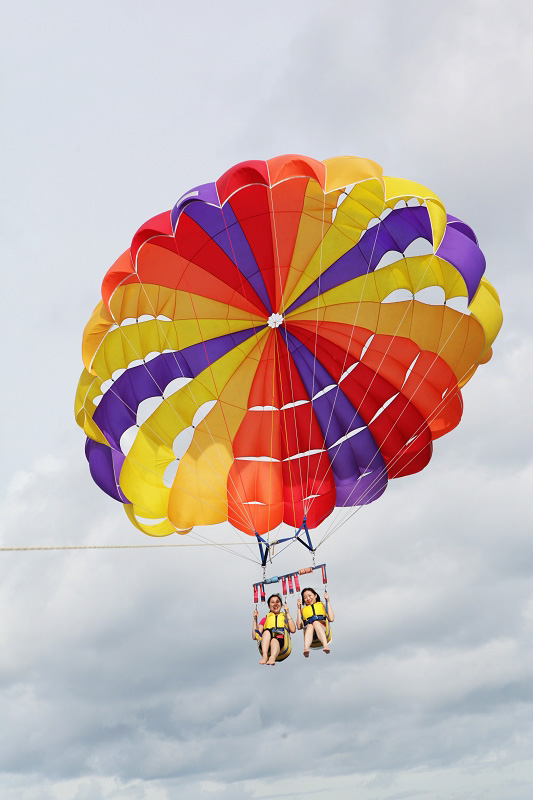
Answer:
[254, 626, 292, 663]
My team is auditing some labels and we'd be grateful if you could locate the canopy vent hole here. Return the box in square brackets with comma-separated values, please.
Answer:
[382, 288, 413, 304]
[360, 335, 374, 359]
[402, 353, 421, 386]
[163, 376, 193, 398]
[374, 250, 403, 270]
[172, 426, 195, 459]
[368, 393, 399, 425]
[192, 399, 217, 427]
[120, 426, 137, 456]
[403, 237, 432, 258]
[446, 296, 470, 314]
[312, 384, 337, 401]
[137, 396, 164, 426]
[163, 460, 179, 488]
[339, 362, 359, 383]
[414, 286, 446, 305]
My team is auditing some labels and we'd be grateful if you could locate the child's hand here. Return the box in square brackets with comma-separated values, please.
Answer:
[283, 603, 289, 613]
[324, 591, 329, 601]
[253, 608, 258, 619]
[297, 598, 302, 609]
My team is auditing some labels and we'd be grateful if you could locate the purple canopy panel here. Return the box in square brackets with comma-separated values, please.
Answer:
[171, 181, 220, 230]
[85, 439, 128, 503]
[446, 214, 478, 245]
[436, 223, 485, 302]
[334, 468, 388, 506]
[93, 352, 193, 451]
[92, 326, 264, 457]
[282, 331, 387, 505]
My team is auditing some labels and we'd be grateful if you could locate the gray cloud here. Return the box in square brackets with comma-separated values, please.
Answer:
[1, 444, 531, 798]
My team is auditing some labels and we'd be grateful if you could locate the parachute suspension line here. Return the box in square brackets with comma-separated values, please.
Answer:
[316, 349, 442, 543]
[218, 200, 277, 541]
[310, 221, 449, 545]
[101, 278, 256, 539]
[306, 191, 413, 519]
[266, 343, 275, 539]
[267, 173, 307, 534]
[181, 287, 257, 540]
[310, 204, 478, 548]
[273, 331, 302, 545]
[130, 228, 261, 546]
[305, 193, 385, 518]
[303, 180, 328, 518]
[85, 350, 260, 556]
[205, 187, 284, 550]
[316, 304, 479, 547]
[186, 287, 258, 540]
[130, 223, 259, 540]
[222, 193, 310, 558]
[319, 402, 445, 545]
[266, 305, 282, 546]
[86, 375, 254, 535]
[186, 536, 258, 564]
[328, 338, 469, 528]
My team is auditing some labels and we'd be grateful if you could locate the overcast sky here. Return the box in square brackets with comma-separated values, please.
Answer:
[1, 1, 532, 798]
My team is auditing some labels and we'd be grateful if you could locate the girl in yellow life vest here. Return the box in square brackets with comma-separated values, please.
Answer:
[297, 588, 334, 657]
[253, 594, 296, 665]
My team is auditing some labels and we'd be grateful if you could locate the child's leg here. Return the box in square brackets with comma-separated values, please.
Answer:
[312, 621, 330, 652]
[260, 630, 272, 664]
[303, 624, 314, 656]
[266, 637, 280, 665]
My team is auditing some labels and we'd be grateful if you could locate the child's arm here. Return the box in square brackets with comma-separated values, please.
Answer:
[296, 597, 303, 630]
[253, 608, 263, 640]
[324, 590, 335, 622]
[284, 603, 296, 633]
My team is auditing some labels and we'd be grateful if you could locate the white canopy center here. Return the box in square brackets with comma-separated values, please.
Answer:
[267, 312, 284, 329]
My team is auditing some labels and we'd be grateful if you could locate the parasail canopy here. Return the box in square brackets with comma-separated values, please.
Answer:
[75, 154, 503, 543]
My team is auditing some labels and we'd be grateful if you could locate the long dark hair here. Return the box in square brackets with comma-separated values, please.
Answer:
[301, 587, 320, 604]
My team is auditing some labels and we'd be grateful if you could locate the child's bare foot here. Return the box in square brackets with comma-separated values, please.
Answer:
[303, 650, 310, 658]
[259, 657, 268, 664]
[266, 658, 276, 665]
[323, 646, 330, 654]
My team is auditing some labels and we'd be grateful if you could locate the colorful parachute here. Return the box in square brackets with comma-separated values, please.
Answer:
[75, 154, 502, 539]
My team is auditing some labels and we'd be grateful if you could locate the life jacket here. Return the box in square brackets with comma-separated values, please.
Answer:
[302, 601, 327, 625]
[263, 611, 286, 634]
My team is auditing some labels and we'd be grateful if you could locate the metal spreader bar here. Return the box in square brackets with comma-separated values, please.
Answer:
[253, 561, 327, 604]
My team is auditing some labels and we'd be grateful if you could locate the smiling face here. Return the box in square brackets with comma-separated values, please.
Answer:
[268, 595, 282, 612]
[302, 589, 317, 606]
